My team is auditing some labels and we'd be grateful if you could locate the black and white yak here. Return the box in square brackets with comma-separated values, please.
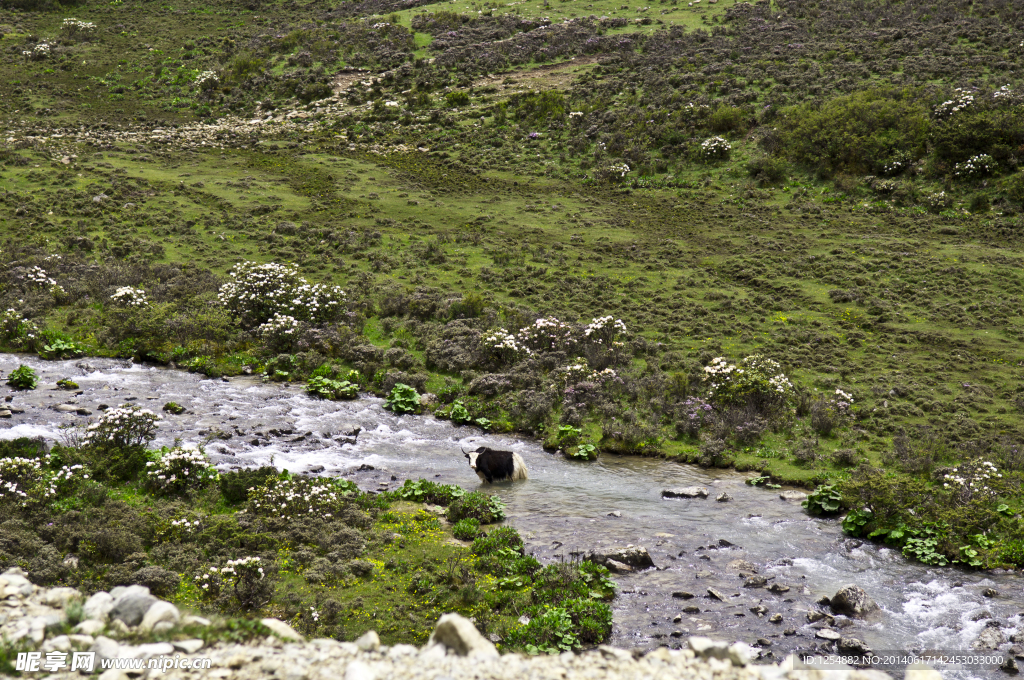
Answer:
[462, 446, 528, 484]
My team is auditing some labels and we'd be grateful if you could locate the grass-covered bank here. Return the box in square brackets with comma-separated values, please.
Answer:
[0, 433, 615, 654]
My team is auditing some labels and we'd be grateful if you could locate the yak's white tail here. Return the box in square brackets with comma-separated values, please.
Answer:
[511, 452, 529, 481]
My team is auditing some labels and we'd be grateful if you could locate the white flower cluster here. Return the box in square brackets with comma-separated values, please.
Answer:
[61, 18, 96, 32]
[218, 261, 345, 327]
[925, 191, 952, 211]
[943, 460, 1001, 494]
[372, 22, 391, 28]
[26, 266, 65, 295]
[608, 162, 630, 177]
[221, 556, 264, 578]
[517, 316, 575, 352]
[248, 478, 355, 519]
[993, 85, 1014, 100]
[703, 354, 793, 401]
[257, 313, 300, 339]
[171, 517, 202, 533]
[481, 328, 531, 363]
[0, 457, 41, 503]
[882, 158, 905, 175]
[110, 286, 148, 307]
[0, 308, 39, 342]
[310, 606, 320, 623]
[555, 358, 617, 386]
[701, 136, 731, 159]
[195, 70, 219, 89]
[953, 154, 994, 179]
[23, 42, 52, 59]
[84, 405, 161, 448]
[145, 447, 218, 493]
[583, 316, 627, 344]
[934, 88, 974, 117]
[569, 111, 584, 118]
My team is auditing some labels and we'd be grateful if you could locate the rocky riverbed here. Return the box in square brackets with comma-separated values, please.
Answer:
[2, 567, 947, 680]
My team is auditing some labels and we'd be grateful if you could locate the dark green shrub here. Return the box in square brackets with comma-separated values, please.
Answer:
[510, 90, 565, 124]
[305, 376, 358, 400]
[778, 88, 929, 175]
[1000, 540, 1024, 567]
[130, 565, 181, 597]
[472, 526, 523, 555]
[931, 107, 1024, 164]
[0, 438, 47, 460]
[708, 105, 745, 133]
[745, 154, 790, 185]
[446, 491, 505, 524]
[452, 518, 481, 540]
[219, 466, 278, 505]
[1003, 172, 1024, 205]
[445, 91, 471, 107]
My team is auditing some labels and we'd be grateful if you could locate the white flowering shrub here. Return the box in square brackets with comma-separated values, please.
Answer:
[85, 405, 161, 449]
[953, 154, 994, 179]
[943, 460, 1003, 506]
[195, 70, 219, 90]
[517, 317, 576, 353]
[583, 316, 627, 345]
[810, 388, 854, 436]
[161, 512, 204, 541]
[993, 85, 1014, 101]
[257, 313, 301, 350]
[608, 162, 630, 177]
[554, 358, 617, 386]
[25, 266, 65, 295]
[701, 136, 732, 160]
[23, 42, 51, 59]
[246, 476, 359, 520]
[218, 261, 346, 328]
[145, 447, 219, 495]
[196, 557, 272, 610]
[702, 354, 793, 410]
[60, 18, 96, 40]
[110, 286, 148, 307]
[0, 309, 40, 347]
[924, 191, 953, 213]
[0, 456, 88, 505]
[934, 88, 974, 117]
[481, 328, 531, 365]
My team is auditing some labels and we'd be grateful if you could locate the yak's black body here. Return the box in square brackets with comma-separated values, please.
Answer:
[463, 446, 528, 483]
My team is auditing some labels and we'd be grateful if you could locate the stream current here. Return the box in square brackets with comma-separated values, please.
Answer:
[0, 355, 1021, 677]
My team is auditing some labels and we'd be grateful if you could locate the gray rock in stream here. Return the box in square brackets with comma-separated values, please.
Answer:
[779, 490, 808, 501]
[662, 487, 709, 499]
[829, 585, 879, 618]
[587, 546, 654, 570]
[973, 626, 1006, 650]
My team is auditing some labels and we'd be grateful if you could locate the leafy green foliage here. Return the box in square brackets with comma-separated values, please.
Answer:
[446, 491, 506, 524]
[803, 484, 843, 516]
[385, 383, 420, 414]
[452, 517, 481, 541]
[395, 479, 465, 505]
[305, 376, 359, 400]
[40, 338, 84, 360]
[842, 508, 873, 537]
[5, 365, 37, 390]
[218, 466, 279, 505]
[567, 443, 597, 461]
[56, 378, 79, 390]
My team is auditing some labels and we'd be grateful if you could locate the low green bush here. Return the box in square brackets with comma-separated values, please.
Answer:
[6, 365, 37, 390]
[385, 383, 420, 414]
[803, 484, 843, 516]
[219, 466, 279, 505]
[452, 517, 481, 540]
[447, 491, 506, 524]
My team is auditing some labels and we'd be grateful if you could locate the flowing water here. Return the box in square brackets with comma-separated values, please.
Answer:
[1, 355, 1021, 676]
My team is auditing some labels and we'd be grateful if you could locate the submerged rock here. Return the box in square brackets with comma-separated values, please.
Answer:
[662, 487, 709, 499]
[829, 585, 879, 618]
[587, 545, 654, 570]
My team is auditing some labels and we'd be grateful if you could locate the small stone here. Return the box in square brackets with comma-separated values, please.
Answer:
[109, 592, 157, 627]
[768, 583, 790, 593]
[784, 628, 796, 636]
[757, 638, 772, 647]
[716, 492, 732, 502]
[607, 511, 621, 517]
[744, 576, 768, 588]
[727, 560, 757, 573]
[428, 613, 499, 659]
[672, 591, 695, 599]
[769, 614, 783, 623]
[707, 588, 727, 601]
[182, 614, 211, 627]
[605, 559, 634, 574]
[750, 605, 768, 617]
[74, 620, 105, 635]
[261, 618, 304, 642]
[983, 588, 999, 598]
[355, 630, 380, 652]
[1001, 657, 1020, 675]
[815, 628, 842, 641]
[138, 601, 179, 633]
[0, 410, 11, 418]
[905, 663, 944, 680]
[839, 637, 871, 655]
[83, 591, 114, 622]
[683, 605, 701, 614]
[172, 639, 204, 654]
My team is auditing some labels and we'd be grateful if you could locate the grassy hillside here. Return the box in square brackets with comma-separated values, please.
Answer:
[0, 0, 1023, 571]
